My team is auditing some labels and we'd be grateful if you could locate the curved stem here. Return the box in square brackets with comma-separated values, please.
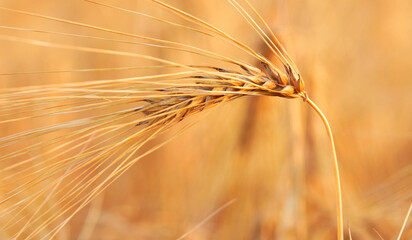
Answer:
[305, 96, 343, 240]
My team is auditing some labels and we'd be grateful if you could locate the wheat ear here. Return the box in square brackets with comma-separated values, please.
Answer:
[0, 0, 344, 238]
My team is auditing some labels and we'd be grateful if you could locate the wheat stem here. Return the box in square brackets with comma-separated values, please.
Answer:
[305, 96, 343, 240]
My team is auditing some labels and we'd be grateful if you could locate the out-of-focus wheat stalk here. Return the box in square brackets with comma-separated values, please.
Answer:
[0, 0, 345, 239]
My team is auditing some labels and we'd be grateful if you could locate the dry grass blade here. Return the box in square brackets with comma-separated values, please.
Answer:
[348, 224, 353, 240]
[397, 203, 412, 240]
[176, 198, 237, 240]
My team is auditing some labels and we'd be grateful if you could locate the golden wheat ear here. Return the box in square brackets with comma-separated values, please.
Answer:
[0, 0, 344, 239]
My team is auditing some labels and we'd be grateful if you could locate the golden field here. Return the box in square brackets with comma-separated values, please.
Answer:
[0, 0, 411, 239]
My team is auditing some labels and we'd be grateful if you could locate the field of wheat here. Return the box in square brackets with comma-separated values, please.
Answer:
[0, 0, 411, 239]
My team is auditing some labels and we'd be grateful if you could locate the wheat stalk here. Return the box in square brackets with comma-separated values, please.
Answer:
[0, 0, 343, 239]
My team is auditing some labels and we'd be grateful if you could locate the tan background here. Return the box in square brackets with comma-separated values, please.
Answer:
[0, 0, 411, 239]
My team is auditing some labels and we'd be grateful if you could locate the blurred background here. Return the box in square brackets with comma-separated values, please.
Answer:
[0, 0, 411, 239]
